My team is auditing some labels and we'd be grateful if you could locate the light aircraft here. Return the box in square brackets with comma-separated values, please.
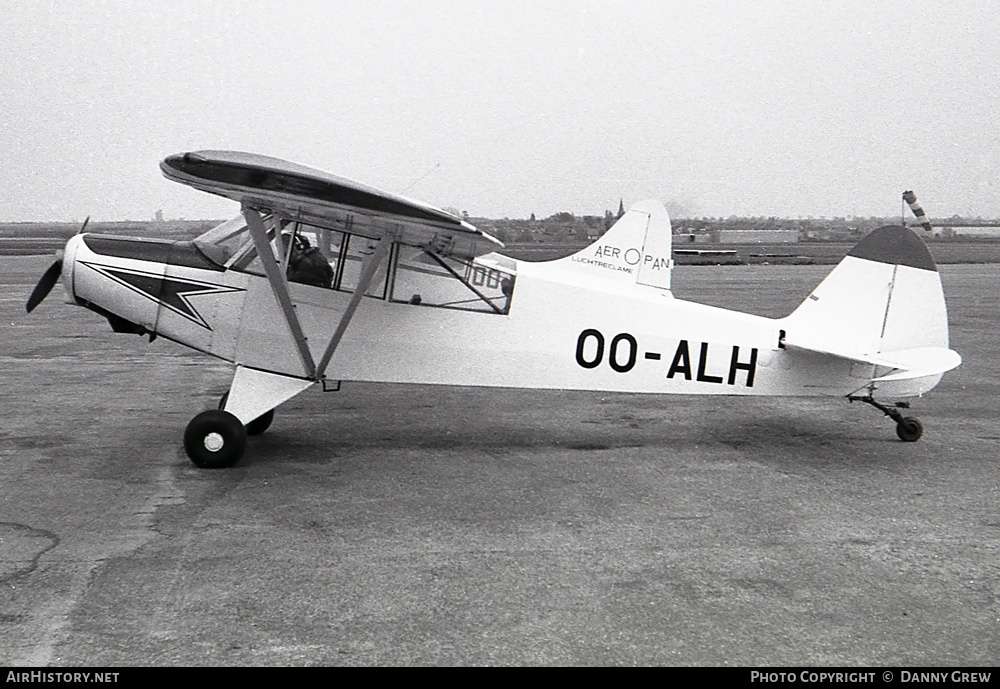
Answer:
[26, 151, 961, 467]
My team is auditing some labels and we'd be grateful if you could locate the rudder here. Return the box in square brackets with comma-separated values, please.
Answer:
[780, 225, 950, 358]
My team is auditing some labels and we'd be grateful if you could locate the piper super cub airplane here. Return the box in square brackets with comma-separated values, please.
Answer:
[26, 151, 961, 468]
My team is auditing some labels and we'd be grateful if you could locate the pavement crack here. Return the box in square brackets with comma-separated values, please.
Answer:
[0, 522, 59, 582]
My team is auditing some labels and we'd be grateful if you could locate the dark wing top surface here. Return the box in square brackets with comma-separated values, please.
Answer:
[161, 150, 502, 258]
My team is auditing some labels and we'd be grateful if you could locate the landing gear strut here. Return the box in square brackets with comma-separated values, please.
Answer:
[218, 393, 275, 436]
[849, 395, 924, 442]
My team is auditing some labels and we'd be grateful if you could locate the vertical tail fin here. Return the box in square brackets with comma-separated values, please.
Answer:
[781, 225, 950, 358]
[550, 200, 673, 290]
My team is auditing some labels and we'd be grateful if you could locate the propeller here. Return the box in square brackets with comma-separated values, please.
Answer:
[25, 257, 64, 312]
[25, 216, 88, 313]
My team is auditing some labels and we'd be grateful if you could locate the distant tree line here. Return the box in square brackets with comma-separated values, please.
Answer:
[471, 210, 1000, 245]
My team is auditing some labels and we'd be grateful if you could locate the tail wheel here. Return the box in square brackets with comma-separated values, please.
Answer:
[896, 417, 923, 442]
[218, 393, 275, 436]
[849, 396, 927, 443]
[184, 410, 247, 468]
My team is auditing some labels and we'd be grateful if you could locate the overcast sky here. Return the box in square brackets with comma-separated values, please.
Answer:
[2, 1, 998, 222]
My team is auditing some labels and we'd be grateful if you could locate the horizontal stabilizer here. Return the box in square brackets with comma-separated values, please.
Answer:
[784, 342, 961, 380]
[869, 347, 963, 381]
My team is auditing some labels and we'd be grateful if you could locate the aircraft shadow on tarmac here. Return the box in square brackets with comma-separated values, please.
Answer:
[206, 386, 915, 473]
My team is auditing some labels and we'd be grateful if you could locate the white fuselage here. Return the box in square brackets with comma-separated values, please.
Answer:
[65, 234, 875, 400]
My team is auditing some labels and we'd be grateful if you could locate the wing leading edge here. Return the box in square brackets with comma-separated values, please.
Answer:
[161, 150, 503, 260]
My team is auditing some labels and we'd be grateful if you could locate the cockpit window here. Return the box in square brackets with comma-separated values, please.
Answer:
[190, 215, 517, 312]
[391, 248, 514, 314]
[336, 234, 389, 297]
[192, 215, 248, 265]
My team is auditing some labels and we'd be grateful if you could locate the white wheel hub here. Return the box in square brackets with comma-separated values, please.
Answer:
[203, 432, 225, 452]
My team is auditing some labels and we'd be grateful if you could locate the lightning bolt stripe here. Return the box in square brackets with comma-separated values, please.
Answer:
[80, 262, 245, 329]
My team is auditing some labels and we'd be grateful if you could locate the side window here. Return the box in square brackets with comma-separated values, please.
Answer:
[391, 248, 512, 313]
[230, 224, 341, 289]
[313, 228, 345, 264]
[336, 234, 390, 298]
[197, 218, 515, 313]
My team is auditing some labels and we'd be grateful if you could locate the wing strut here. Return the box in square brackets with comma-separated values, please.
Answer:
[243, 205, 317, 378]
[315, 236, 392, 378]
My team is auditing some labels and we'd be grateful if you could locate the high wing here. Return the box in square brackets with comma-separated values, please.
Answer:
[160, 150, 503, 260]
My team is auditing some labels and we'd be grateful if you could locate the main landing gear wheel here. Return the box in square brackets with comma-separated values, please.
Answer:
[184, 410, 247, 468]
[895, 417, 924, 443]
[218, 393, 275, 436]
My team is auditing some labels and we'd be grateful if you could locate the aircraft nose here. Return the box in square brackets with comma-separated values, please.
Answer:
[61, 233, 85, 304]
[25, 228, 87, 313]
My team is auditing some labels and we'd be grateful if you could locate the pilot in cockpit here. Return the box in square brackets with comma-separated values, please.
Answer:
[284, 233, 334, 288]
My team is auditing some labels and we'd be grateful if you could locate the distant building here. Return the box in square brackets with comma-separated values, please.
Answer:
[933, 223, 1000, 238]
[715, 228, 799, 244]
[677, 231, 715, 244]
[676, 228, 797, 244]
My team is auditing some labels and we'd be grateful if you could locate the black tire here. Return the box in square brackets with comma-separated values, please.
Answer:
[219, 393, 275, 436]
[245, 409, 274, 436]
[896, 417, 923, 442]
[184, 410, 247, 468]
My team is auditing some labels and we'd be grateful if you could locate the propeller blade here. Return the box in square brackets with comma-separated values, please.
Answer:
[26, 259, 63, 313]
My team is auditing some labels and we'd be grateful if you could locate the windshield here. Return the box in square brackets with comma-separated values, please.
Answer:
[192, 215, 247, 265]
